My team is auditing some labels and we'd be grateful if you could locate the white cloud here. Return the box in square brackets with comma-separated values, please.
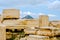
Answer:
[20, 11, 56, 18]
[48, 0, 60, 10]
[48, 14, 56, 17]
[39, 13, 56, 17]
[23, 11, 32, 15]
[39, 13, 46, 15]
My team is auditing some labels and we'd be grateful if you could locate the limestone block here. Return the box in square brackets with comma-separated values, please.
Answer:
[37, 30, 52, 36]
[0, 26, 6, 40]
[24, 28, 36, 34]
[26, 35, 49, 40]
[3, 9, 20, 18]
[0, 15, 3, 23]
[3, 20, 20, 25]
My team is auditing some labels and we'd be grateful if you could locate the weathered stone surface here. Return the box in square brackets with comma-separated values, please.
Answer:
[0, 26, 6, 40]
[3, 9, 20, 18]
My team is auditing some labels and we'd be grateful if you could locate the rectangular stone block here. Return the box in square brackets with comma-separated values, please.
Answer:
[0, 27, 6, 40]
[3, 20, 20, 25]
[39, 15, 49, 27]
[3, 9, 20, 18]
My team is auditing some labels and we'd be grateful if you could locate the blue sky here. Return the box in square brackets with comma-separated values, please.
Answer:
[0, 0, 60, 20]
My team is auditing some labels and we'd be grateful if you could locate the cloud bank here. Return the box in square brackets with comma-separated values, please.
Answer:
[0, 0, 59, 19]
[20, 11, 56, 18]
[48, 0, 60, 10]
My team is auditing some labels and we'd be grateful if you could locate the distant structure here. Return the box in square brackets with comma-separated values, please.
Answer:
[22, 15, 33, 19]
[39, 15, 49, 27]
